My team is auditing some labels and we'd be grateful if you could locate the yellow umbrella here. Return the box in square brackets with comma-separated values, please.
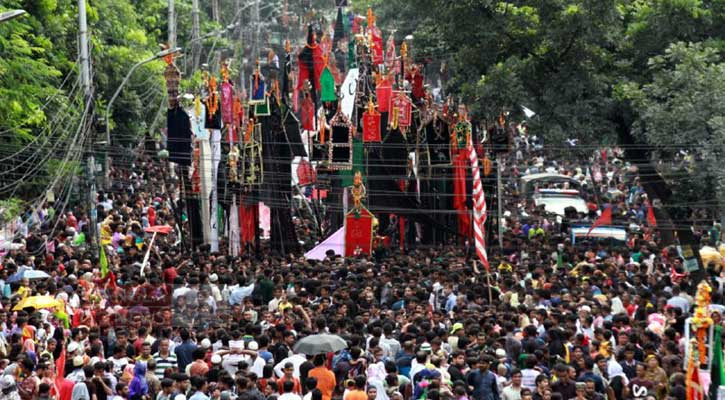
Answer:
[13, 295, 62, 311]
[700, 246, 723, 268]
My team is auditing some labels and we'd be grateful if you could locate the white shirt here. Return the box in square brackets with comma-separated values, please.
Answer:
[268, 297, 281, 312]
[222, 353, 247, 376]
[501, 385, 521, 400]
[279, 394, 302, 400]
[521, 369, 540, 391]
[246, 355, 266, 377]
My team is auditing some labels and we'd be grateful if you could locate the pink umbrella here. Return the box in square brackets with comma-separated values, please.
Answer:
[143, 225, 173, 234]
[140, 225, 174, 276]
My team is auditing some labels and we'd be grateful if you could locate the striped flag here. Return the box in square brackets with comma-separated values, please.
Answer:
[468, 145, 490, 271]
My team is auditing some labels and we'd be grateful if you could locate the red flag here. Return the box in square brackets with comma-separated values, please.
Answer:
[647, 204, 657, 227]
[453, 150, 471, 239]
[586, 207, 612, 236]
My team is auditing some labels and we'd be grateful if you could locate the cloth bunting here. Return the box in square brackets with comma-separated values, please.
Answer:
[320, 67, 337, 102]
[240, 201, 258, 247]
[298, 26, 324, 91]
[300, 95, 316, 131]
[647, 202, 657, 227]
[221, 81, 234, 124]
[368, 24, 383, 65]
[334, 7, 346, 46]
[385, 34, 397, 74]
[376, 76, 393, 113]
[453, 150, 471, 239]
[166, 107, 193, 166]
[687, 341, 704, 400]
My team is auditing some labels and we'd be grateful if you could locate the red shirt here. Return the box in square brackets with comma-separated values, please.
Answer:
[163, 266, 178, 283]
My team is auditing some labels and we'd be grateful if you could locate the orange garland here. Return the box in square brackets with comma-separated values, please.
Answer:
[206, 76, 219, 116]
[691, 281, 713, 365]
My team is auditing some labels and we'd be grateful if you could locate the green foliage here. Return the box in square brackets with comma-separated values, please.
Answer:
[0, 198, 25, 223]
[622, 41, 725, 206]
[0, 3, 65, 140]
[356, 0, 725, 218]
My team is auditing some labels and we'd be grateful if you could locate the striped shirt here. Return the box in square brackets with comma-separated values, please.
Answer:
[153, 352, 178, 379]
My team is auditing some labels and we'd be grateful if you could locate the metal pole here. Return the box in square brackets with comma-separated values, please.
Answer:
[191, 0, 201, 71]
[251, 0, 260, 61]
[0, 10, 27, 23]
[497, 159, 503, 250]
[168, 0, 176, 48]
[87, 155, 98, 249]
[78, 0, 91, 98]
[106, 59, 148, 146]
[105, 48, 180, 147]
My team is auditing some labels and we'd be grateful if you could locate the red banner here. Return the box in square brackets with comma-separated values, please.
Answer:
[390, 91, 412, 128]
[345, 208, 374, 257]
[362, 110, 381, 142]
[221, 82, 234, 124]
[297, 159, 316, 186]
[376, 77, 392, 113]
[369, 26, 384, 65]
[301, 97, 315, 131]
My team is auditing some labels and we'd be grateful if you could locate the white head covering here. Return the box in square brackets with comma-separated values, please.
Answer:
[610, 297, 626, 315]
[607, 358, 629, 385]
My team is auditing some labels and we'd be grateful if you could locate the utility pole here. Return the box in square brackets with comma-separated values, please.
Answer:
[78, 0, 91, 98]
[168, 0, 176, 48]
[78, 0, 97, 248]
[211, 0, 220, 25]
[251, 0, 260, 62]
[211, 0, 221, 73]
[191, 0, 201, 71]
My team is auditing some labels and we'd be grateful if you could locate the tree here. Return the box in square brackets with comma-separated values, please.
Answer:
[621, 41, 725, 224]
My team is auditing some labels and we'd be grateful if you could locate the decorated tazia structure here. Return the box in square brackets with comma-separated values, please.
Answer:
[163, 3, 499, 265]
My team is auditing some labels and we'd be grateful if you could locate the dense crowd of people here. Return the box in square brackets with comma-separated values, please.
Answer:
[0, 122, 721, 400]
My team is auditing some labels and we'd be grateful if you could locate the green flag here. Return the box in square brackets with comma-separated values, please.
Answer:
[710, 325, 725, 399]
[99, 245, 109, 278]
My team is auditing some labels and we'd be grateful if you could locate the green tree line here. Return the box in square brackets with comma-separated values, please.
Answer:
[354, 0, 725, 239]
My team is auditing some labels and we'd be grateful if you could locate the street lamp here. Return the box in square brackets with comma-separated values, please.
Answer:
[0, 9, 26, 23]
[105, 47, 182, 146]
[106, 47, 181, 152]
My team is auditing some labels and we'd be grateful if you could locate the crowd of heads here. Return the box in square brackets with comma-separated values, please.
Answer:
[0, 128, 721, 400]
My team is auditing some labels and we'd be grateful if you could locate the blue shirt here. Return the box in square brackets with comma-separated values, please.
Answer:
[189, 391, 210, 400]
[467, 369, 500, 400]
[174, 340, 197, 371]
[445, 293, 458, 313]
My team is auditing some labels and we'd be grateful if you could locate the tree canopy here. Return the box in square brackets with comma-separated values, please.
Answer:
[354, 0, 725, 226]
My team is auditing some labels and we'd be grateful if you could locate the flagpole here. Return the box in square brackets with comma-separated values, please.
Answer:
[140, 231, 158, 277]
[486, 269, 493, 304]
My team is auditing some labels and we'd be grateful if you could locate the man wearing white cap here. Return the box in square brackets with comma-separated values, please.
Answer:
[245, 341, 266, 377]
[208, 274, 222, 302]
[67, 356, 86, 382]
[221, 340, 246, 376]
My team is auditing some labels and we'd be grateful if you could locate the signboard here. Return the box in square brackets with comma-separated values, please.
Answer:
[571, 226, 627, 244]
[678, 245, 701, 272]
